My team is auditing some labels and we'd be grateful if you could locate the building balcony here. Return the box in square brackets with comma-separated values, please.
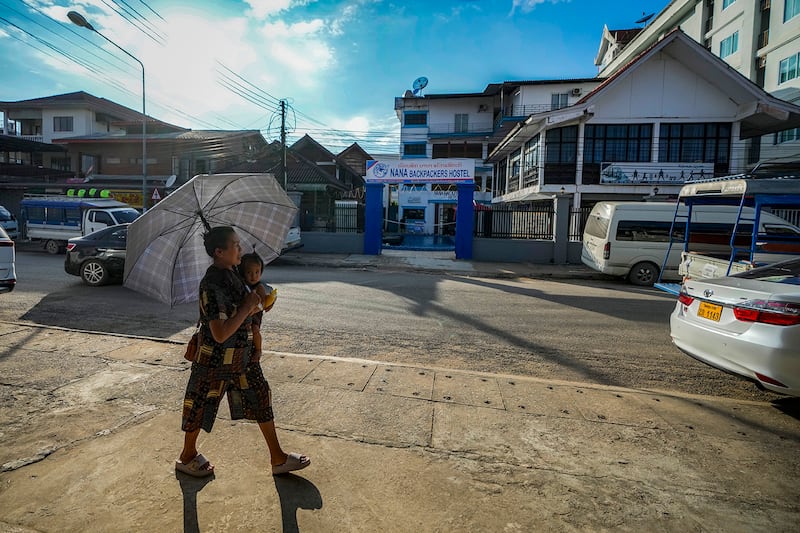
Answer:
[21, 135, 44, 143]
[427, 122, 494, 137]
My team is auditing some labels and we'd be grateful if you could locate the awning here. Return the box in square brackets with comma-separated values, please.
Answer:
[509, 191, 556, 202]
[0, 135, 66, 153]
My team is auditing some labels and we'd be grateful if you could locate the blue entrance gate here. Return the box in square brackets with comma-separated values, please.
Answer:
[363, 175, 475, 259]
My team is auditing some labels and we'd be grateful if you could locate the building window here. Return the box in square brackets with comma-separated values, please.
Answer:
[523, 135, 540, 174]
[551, 93, 568, 111]
[454, 113, 469, 133]
[658, 123, 731, 163]
[583, 124, 653, 163]
[545, 126, 578, 164]
[720, 31, 739, 58]
[50, 157, 71, 171]
[722, 0, 736, 9]
[53, 116, 74, 132]
[403, 143, 427, 157]
[777, 127, 800, 143]
[779, 52, 800, 83]
[495, 158, 507, 195]
[403, 112, 427, 127]
[785, 0, 800, 22]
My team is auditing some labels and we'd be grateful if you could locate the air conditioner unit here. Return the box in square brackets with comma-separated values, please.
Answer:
[571, 88, 582, 96]
[478, 104, 488, 112]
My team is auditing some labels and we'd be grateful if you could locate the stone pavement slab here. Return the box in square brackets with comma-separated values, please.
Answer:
[1, 324, 799, 532]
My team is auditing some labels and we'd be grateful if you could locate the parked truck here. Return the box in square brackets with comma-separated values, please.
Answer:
[20, 196, 140, 254]
[654, 174, 800, 293]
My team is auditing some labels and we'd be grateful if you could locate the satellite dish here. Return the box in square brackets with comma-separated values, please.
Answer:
[412, 76, 429, 95]
[165, 175, 176, 187]
[635, 12, 654, 24]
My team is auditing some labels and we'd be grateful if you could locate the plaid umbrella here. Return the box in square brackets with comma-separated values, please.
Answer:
[123, 173, 297, 306]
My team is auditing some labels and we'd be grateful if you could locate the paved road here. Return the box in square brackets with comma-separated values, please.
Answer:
[2, 248, 781, 401]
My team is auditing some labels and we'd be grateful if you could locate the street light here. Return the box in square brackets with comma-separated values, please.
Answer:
[68, 10, 148, 211]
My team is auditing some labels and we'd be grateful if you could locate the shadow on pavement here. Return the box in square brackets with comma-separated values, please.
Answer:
[176, 470, 215, 533]
[772, 396, 800, 421]
[273, 473, 322, 533]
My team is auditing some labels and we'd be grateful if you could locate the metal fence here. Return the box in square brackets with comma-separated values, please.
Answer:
[569, 207, 592, 241]
[473, 206, 554, 239]
[333, 201, 365, 232]
[770, 208, 800, 227]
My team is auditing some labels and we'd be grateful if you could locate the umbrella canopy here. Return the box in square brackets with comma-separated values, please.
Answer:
[123, 173, 297, 306]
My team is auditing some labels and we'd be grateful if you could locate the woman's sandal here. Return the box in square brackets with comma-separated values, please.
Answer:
[175, 453, 215, 477]
[272, 452, 311, 475]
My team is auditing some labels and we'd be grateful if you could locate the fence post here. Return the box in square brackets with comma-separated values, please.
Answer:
[364, 183, 384, 255]
[455, 182, 474, 259]
[553, 194, 571, 264]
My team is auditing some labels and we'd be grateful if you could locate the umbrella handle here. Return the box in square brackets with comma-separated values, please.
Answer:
[198, 211, 211, 232]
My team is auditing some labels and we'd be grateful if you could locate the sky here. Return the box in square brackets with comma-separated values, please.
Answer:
[0, 0, 670, 155]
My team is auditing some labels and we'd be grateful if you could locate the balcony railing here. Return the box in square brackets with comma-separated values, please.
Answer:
[426, 122, 493, 136]
[758, 29, 769, 49]
[21, 135, 44, 143]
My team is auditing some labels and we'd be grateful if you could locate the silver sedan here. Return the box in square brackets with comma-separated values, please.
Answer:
[670, 259, 800, 396]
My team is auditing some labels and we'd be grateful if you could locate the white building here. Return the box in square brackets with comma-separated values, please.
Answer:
[596, 0, 800, 165]
[1, 91, 143, 169]
[487, 30, 800, 208]
[393, 79, 600, 231]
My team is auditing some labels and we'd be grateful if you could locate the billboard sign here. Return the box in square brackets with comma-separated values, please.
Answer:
[600, 162, 714, 184]
[366, 159, 475, 183]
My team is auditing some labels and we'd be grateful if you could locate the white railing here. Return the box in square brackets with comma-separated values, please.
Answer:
[21, 135, 44, 143]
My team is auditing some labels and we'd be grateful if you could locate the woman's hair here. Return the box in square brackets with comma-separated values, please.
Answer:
[239, 252, 264, 272]
[203, 226, 235, 257]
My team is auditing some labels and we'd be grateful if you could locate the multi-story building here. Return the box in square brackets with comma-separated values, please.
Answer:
[393, 78, 600, 231]
[486, 30, 800, 208]
[596, 0, 800, 165]
[1, 91, 146, 169]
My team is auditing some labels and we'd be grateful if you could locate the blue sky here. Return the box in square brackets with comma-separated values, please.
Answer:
[0, 0, 668, 154]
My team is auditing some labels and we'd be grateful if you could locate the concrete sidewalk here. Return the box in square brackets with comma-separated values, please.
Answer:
[275, 249, 608, 281]
[1, 321, 799, 532]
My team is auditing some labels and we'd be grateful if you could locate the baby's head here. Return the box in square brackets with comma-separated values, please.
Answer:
[239, 252, 264, 287]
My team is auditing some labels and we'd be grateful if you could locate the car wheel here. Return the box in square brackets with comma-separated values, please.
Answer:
[628, 261, 659, 286]
[45, 239, 62, 255]
[81, 260, 109, 286]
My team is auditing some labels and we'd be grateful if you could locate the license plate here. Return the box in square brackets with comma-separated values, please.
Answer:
[697, 302, 722, 322]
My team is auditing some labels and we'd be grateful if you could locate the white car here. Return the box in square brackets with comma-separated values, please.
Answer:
[0, 226, 16, 293]
[670, 259, 800, 396]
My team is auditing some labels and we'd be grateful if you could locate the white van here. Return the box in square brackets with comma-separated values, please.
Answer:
[0, 205, 19, 240]
[581, 202, 800, 286]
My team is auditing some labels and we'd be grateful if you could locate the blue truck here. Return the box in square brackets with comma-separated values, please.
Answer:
[20, 196, 140, 254]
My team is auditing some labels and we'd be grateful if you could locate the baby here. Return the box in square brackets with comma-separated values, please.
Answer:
[238, 252, 277, 360]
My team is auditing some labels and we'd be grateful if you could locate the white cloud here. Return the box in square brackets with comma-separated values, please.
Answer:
[259, 19, 335, 80]
[244, 0, 315, 20]
[510, 0, 569, 16]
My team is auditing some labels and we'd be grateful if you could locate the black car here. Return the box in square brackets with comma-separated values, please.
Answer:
[64, 224, 128, 286]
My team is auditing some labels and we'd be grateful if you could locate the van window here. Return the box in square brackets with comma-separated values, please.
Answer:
[26, 206, 45, 222]
[764, 224, 800, 236]
[584, 214, 610, 238]
[66, 208, 81, 224]
[112, 209, 140, 223]
[616, 221, 684, 242]
[92, 211, 114, 225]
[47, 207, 65, 223]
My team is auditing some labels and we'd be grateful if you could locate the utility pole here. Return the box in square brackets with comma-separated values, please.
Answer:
[280, 99, 287, 190]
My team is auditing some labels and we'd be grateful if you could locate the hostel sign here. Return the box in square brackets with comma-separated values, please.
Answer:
[366, 159, 474, 183]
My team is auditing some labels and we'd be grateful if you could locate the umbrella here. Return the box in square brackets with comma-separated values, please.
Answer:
[123, 173, 297, 306]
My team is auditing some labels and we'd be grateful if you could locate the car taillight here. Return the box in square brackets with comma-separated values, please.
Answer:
[66, 243, 76, 252]
[677, 292, 694, 306]
[0, 241, 13, 247]
[733, 300, 800, 326]
[603, 242, 610, 260]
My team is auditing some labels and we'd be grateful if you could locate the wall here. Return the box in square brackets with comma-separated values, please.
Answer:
[297, 231, 363, 254]
[294, 233, 586, 264]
